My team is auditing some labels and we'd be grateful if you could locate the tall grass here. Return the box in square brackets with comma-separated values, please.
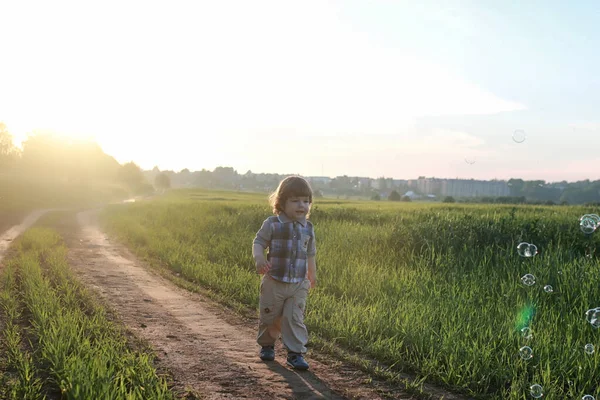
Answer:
[0, 228, 173, 399]
[0, 262, 43, 399]
[101, 189, 600, 399]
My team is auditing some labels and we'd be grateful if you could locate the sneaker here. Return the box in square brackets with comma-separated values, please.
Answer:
[286, 352, 309, 370]
[260, 346, 275, 361]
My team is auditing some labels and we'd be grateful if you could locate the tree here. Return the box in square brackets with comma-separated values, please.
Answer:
[212, 166, 238, 188]
[401, 195, 412, 202]
[154, 172, 171, 190]
[118, 162, 147, 189]
[388, 190, 401, 201]
[0, 123, 19, 169]
[19, 132, 120, 180]
[443, 196, 456, 203]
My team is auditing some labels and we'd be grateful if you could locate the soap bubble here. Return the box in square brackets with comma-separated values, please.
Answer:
[513, 129, 527, 143]
[519, 346, 534, 360]
[517, 242, 538, 257]
[586, 308, 600, 322]
[582, 396, 595, 400]
[580, 214, 599, 234]
[521, 274, 536, 286]
[464, 157, 476, 165]
[584, 343, 595, 355]
[521, 327, 533, 340]
[529, 384, 543, 398]
[543, 285, 553, 293]
[586, 307, 600, 328]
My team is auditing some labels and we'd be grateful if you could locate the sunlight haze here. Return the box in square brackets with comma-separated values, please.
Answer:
[1, 0, 599, 181]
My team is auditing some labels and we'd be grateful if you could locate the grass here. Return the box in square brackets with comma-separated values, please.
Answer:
[99, 188, 600, 399]
[0, 227, 173, 399]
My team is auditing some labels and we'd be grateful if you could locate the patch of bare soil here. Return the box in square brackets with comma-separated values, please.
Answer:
[2, 209, 469, 400]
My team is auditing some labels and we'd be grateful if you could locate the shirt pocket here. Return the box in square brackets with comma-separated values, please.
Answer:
[299, 234, 311, 253]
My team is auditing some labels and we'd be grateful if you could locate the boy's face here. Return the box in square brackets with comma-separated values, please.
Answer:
[283, 196, 311, 221]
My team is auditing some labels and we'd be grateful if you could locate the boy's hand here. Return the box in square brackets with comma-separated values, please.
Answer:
[255, 257, 271, 274]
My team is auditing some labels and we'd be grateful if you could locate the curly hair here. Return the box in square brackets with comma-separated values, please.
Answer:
[268, 176, 313, 217]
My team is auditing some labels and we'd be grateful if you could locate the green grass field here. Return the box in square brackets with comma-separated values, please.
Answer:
[98, 189, 600, 399]
[0, 227, 173, 399]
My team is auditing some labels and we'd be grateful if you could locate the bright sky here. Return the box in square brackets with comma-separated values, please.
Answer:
[1, 0, 599, 181]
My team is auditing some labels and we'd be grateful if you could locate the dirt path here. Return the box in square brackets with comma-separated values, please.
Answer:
[1, 209, 466, 400]
[0, 209, 52, 263]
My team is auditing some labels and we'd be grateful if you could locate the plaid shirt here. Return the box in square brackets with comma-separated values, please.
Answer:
[253, 213, 316, 283]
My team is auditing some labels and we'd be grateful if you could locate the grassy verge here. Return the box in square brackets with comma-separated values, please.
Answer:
[0, 227, 173, 399]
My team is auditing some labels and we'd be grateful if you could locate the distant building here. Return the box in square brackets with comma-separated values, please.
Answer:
[308, 176, 332, 185]
[440, 179, 510, 198]
[416, 178, 443, 195]
[357, 177, 373, 189]
[403, 190, 421, 199]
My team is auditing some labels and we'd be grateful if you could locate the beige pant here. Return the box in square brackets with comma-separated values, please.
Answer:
[257, 275, 310, 354]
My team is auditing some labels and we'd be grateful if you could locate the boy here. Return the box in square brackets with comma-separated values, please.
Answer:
[252, 176, 317, 370]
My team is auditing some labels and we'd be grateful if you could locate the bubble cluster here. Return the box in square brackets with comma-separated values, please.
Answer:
[521, 274, 536, 286]
[513, 129, 527, 143]
[510, 216, 600, 397]
[580, 214, 600, 234]
[464, 157, 476, 165]
[519, 346, 534, 360]
[529, 384, 543, 398]
[585, 308, 600, 328]
[517, 242, 538, 257]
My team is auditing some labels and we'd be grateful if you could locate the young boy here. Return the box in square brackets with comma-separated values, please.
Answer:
[252, 176, 317, 370]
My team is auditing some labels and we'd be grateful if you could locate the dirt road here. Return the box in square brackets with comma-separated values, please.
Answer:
[1, 209, 465, 400]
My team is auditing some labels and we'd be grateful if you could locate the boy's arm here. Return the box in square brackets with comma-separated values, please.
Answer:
[307, 228, 317, 288]
[307, 256, 317, 288]
[253, 244, 266, 261]
[253, 219, 272, 274]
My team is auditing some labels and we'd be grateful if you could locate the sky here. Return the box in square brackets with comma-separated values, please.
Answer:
[1, 0, 599, 182]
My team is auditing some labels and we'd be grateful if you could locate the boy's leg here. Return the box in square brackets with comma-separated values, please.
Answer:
[280, 279, 311, 354]
[257, 275, 284, 347]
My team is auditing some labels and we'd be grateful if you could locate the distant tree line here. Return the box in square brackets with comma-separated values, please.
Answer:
[3, 121, 598, 205]
[0, 122, 153, 196]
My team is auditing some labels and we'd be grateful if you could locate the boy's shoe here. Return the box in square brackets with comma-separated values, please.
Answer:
[260, 346, 275, 361]
[286, 352, 309, 370]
